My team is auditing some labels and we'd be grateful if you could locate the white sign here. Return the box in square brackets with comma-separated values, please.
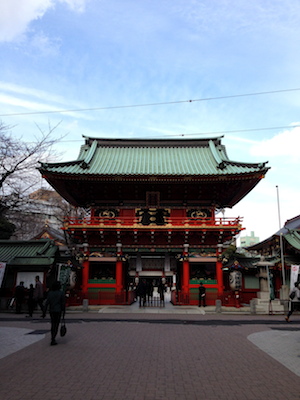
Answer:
[0, 262, 6, 287]
[290, 265, 300, 291]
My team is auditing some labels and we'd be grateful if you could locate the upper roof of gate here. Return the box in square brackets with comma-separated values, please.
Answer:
[39, 136, 269, 177]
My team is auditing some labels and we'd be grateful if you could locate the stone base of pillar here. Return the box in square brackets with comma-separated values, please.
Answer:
[253, 291, 284, 313]
[279, 284, 289, 301]
[215, 299, 222, 313]
[82, 299, 89, 312]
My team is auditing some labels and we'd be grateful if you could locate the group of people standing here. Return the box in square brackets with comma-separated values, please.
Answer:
[135, 279, 167, 307]
[14, 275, 45, 316]
[133, 279, 207, 308]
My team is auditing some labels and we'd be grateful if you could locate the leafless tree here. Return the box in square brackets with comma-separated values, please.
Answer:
[0, 121, 64, 201]
[0, 120, 67, 238]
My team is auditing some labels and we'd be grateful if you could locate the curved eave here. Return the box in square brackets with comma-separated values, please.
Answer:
[40, 169, 268, 209]
[39, 164, 269, 177]
[285, 230, 300, 251]
[39, 142, 269, 177]
[40, 169, 268, 182]
[38, 136, 270, 208]
[10, 256, 56, 267]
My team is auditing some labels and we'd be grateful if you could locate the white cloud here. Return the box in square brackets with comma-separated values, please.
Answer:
[59, 0, 88, 13]
[249, 126, 300, 159]
[173, 0, 300, 36]
[233, 182, 300, 242]
[29, 31, 61, 56]
[0, 81, 66, 104]
[0, 0, 87, 42]
[225, 135, 259, 145]
[0, 92, 93, 121]
[0, 93, 58, 113]
[0, 0, 52, 42]
[230, 129, 300, 242]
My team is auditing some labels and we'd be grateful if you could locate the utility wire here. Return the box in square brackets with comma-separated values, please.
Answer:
[1, 87, 300, 117]
[54, 123, 300, 144]
[175, 124, 300, 137]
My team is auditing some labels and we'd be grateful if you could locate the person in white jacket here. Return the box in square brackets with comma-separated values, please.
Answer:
[285, 281, 300, 322]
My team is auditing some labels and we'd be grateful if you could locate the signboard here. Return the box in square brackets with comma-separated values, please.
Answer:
[0, 262, 6, 287]
[290, 265, 300, 291]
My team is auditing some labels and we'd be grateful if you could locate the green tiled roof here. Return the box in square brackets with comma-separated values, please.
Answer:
[0, 239, 58, 266]
[285, 230, 300, 251]
[39, 137, 269, 177]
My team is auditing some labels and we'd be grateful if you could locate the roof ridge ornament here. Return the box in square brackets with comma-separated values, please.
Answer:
[80, 140, 98, 169]
[208, 139, 228, 169]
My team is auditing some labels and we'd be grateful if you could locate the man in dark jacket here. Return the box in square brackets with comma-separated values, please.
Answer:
[198, 283, 206, 307]
[137, 279, 147, 307]
[43, 281, 65, 346]
[15, 281, 26, 314]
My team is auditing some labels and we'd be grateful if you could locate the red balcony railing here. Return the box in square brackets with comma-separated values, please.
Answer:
[63, 216, 242, 229]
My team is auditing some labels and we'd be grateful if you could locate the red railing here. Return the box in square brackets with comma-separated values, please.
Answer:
[171, 291, 190, 305]
[64, 216, 242, 228]
[171, 290, 219, 306]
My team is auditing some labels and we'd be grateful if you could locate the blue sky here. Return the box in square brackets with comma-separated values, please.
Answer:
[0, 0, 299, 242]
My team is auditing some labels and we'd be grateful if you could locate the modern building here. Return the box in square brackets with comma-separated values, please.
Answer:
[240, 231, 260, 248]
[8, 188, 68, 240]
[39, 136, 270, 306]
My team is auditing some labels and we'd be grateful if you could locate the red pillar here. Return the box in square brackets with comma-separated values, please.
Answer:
[82, 258, 89, 297]
[216, 244, 224, 297]
[81, 242, 90, 297]
[116, 243, 123, 293]
[234, 291, 241, 308]
[182, 244, 190, 296]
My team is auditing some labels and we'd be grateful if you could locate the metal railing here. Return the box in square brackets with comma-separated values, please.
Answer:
[81, 290, 135, 305]
[136, 295, 166, 308]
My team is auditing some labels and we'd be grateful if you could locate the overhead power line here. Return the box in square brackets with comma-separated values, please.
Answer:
[53, 123, 300, 144]
[1, 87, 300, 117]
[177, 124, 300, 137]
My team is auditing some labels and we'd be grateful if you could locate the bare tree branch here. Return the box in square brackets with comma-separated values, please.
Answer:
[0, 120, 65, 194]
[0, 120, 66, 212]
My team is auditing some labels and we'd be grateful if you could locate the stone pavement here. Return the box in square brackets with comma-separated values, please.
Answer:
[1, 302, 300, 400]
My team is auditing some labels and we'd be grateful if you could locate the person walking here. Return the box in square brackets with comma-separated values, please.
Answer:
[43, 281, 65, 346]
[198, 282, 206, 307]
[285, 281, 300, 322]
[26, 284, 35, 317]
[14, 281, 26, 314]
[34, 275, 44, 314]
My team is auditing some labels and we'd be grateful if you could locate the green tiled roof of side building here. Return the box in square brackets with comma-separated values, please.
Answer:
[0, 239, 58, 266]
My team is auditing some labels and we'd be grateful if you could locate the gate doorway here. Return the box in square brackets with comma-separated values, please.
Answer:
[127, 252, 176, 307]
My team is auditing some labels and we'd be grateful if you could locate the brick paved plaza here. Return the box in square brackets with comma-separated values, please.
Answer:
[1, 309, 300, 400]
